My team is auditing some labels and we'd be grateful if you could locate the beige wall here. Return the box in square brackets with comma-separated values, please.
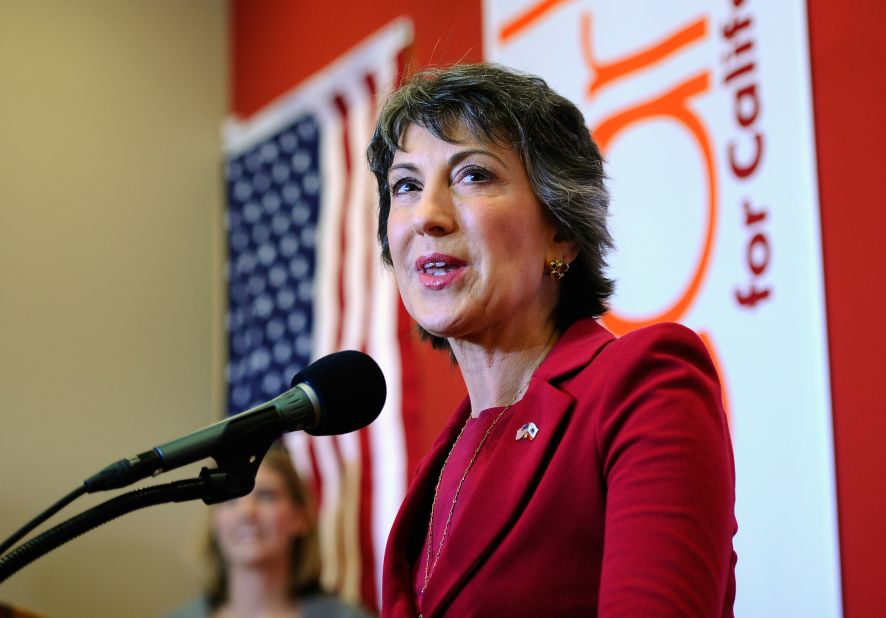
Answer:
[0, 2, 227, 616]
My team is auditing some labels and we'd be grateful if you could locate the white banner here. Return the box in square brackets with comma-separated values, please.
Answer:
[484, 1, 840, 615]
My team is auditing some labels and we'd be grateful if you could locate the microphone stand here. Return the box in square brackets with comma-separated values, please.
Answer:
[0, 435, 276, 585]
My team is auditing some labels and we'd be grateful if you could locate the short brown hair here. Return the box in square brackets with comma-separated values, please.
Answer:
[367, 63, 614, 349]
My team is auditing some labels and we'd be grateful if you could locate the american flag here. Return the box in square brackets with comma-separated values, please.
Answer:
[223, 20, 413, 609]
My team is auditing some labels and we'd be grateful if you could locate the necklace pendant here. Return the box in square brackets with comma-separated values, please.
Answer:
[515, 421, 539, 441]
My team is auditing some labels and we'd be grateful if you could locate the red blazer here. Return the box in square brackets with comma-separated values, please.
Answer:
[382, 318, 737, 617]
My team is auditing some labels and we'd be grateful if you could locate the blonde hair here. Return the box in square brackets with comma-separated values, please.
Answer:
[205, 444, 322, 608]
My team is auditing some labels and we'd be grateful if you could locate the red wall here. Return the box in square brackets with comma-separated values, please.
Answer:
[808, 0, 886, 614]
[231, 0, 484, 117]
[230, 1, 886, 613]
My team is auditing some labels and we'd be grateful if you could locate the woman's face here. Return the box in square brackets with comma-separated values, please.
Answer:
[386, 122, 574, 347]
[212, 464, 307, 569]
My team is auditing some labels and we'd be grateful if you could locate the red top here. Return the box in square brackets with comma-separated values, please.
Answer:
[413, 406, 516, 610]
[384, 318, 737, 617]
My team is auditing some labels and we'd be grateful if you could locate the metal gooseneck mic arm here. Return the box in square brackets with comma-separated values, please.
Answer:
[0, 350, 386, 583]
[0, 417, 278, 585]
[0, 452, 268, 584]
[0, 473, 236, 584]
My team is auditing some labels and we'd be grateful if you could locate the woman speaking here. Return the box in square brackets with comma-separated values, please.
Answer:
[368, 64, 736, 617]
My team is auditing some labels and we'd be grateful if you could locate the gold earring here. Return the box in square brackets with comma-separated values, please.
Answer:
[546, 259, 569, 280]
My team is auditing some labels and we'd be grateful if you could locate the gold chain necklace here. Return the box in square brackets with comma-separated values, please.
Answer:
[421, 377, 531, 597]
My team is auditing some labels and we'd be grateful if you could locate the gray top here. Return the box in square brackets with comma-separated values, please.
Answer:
[164, 593, 375, 618]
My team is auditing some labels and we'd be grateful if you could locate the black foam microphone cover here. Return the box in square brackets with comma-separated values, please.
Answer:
[290, 349, 386, 436]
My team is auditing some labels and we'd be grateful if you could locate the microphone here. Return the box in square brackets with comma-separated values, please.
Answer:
[84, 350, 386, 492]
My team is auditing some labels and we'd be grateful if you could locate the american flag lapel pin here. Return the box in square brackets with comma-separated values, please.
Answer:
[515, 421, 539, 441]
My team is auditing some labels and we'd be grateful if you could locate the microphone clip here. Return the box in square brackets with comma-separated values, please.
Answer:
[196, 431, 278, 505]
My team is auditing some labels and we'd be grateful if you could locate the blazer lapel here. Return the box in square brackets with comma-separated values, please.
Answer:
[420, 318, 614, 616]
[419, 380, 573, 615]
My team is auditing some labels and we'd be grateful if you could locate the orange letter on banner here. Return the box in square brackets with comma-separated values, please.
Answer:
[499, 0, 573, 44]
[594, 73, 717, 334]
[580, 12, 729, 416]
[582, 13, 707, 95]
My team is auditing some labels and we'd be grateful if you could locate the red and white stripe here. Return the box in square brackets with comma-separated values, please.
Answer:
[226, 19, 413, 609]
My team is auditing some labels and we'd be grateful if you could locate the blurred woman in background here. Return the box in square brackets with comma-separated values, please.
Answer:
[167, 445, 371, 618]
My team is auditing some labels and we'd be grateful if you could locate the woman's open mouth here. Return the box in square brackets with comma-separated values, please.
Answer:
[415, 253, 467, 289]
